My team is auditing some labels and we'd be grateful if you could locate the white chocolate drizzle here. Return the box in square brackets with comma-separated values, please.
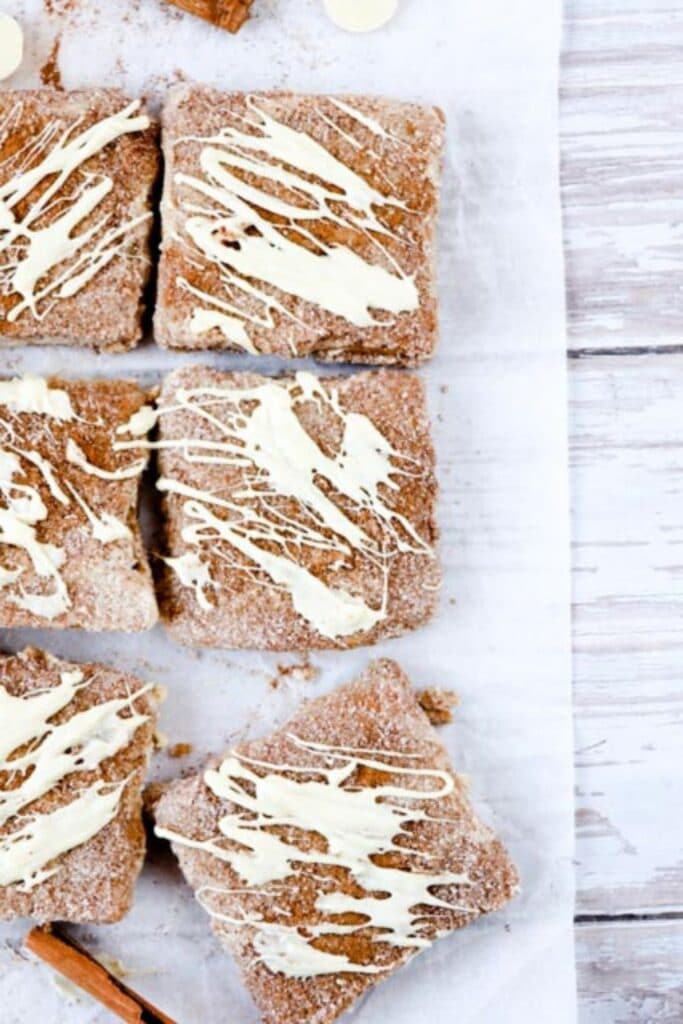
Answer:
[171, 97, 418, 351]
[156, 736, 470, 978]
[0, 376, 75, 420]
[0, 100, 151, 323]
[0, 376, 149, 619]
[116, 372, 434, 641]
[0, 668, 152, 890]
[66, 438, 146, 481]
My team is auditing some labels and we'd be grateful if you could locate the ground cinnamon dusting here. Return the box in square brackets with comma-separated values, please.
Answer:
[418, 687, 459, 725]
[40, 38, 63, 89]
[269, 659, 319, 690]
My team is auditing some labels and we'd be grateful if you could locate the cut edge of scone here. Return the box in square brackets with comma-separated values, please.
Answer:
[154, 659, 519, 1024]
[0, 647, 164, 925]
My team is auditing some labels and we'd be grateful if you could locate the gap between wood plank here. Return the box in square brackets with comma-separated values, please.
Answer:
[577, 913, 683, 929]
[568, 344, 683, 358]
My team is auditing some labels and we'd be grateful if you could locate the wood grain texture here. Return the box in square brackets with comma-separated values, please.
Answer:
[571, 354, 683, 915]
[576, 919, 683, 1022]
[561, 0, 683, 351]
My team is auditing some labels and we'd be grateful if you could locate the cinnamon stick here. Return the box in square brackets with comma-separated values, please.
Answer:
[165, 0, 254, 32]
[25, 927, 176, 1024]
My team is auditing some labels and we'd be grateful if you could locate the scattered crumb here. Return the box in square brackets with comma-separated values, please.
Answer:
[417, 688, 459, 726]
[153, 729, 169, 751]
[269, 658, 319, 690]
[40, 36, 63, 89]
[168, 742, 193, 759]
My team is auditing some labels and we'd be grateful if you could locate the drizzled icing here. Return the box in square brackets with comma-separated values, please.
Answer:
[0, 99, 150, 323]
[170, 96, 418, 351]
[115, 372, 434, 641]
[156, 736, 469, 978]
[0, 376, 75, 420]
[0, 376, 148, 619]
[0, 667, 152, 890]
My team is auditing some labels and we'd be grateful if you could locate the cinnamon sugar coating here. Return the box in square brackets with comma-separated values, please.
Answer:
[155, 364, 441, 650]
[154, 660, 519, 1024]
[0, 376, 158, 631]
[0, 89, 159, 352]
[0, 647, 160, 924]
[165, 0, 254, 31]
[155, 85, 444, 364]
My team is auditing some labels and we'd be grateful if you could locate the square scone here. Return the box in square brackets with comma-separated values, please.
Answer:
[140, 364, 440, 649]
[0, 374, 158, 631]
[155, 85, 444, 364]
[154, 659, 519, 1024]
[0, 89, 158, 351]
[0, 647, 161, 924]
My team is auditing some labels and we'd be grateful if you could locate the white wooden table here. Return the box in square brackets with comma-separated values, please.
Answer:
[563, 1, 683, 1019]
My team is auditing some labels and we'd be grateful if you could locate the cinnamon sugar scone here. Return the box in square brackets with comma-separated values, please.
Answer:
[155, 86, 444, 364]
[126, 364, 440, 649]
[154, 659, 519, 1024]
[0, 375, 158, 631]
[0, 648, 161, 924]
[0, 89, 158, 352]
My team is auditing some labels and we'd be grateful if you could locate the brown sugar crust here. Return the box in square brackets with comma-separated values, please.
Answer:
[156, 364, 441, 650]
[0, 647, 160, 924]
[0, 376, 158, 632]
[0, 89, 159, 352]
[154, 659, 519, 1024]
[155, 85, 444, 365]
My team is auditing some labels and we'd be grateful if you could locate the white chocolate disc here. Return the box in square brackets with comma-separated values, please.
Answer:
[323, 0, 398, 34]
[0, 14, 23, 81]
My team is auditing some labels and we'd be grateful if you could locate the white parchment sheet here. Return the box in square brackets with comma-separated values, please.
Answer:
[0, 1, 575, 1021]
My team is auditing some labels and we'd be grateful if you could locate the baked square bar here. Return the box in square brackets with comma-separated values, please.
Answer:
[0, 89, 158, 351]
[155, 86, 444, 364]
[154, 659, 519, 1024]
[135, 364, 440, 649]
[0, 374, 158, 631]
[0, 647, 161, 923]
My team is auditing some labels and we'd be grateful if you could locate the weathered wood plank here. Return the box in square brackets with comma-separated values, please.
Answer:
[561, 0, 683, 350]
[576, 919, 683, 1022]
[570, 354, 683, 914]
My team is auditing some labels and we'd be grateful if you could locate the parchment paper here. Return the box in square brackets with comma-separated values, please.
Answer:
[0, 1, 575, 1021]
